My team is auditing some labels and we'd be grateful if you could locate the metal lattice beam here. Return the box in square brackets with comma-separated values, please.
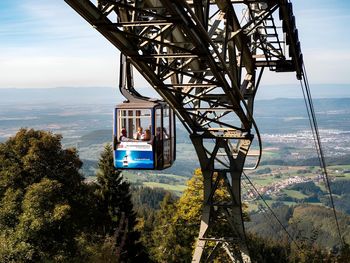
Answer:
[65, 0, 303, 261]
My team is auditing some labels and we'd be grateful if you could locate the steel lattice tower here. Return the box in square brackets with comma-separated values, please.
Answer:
[66, 0, 303, 261]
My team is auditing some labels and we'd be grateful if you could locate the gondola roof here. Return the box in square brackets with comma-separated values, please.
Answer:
[116, 100, 167, 109]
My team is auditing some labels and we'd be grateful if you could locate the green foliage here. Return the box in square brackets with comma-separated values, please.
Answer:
[0, 128, 84, 262]
[330, 180, 350, 195]
[131, 186, 171, 262]
[247, 204, 350, 261]
[337, 243, 350, 262]
[131, 186, 169, 211]
[4, 129, 350, 262]
[0, 129, 148, 262]
[288, 181, 322, 195]
[147, 169, 250, 262]
[333, 194, 350, 214]
[248, 234, 290, 263]
[150, 193, 180, 262]
[248, 232, 343, 263]
[93, 144, 148, 262]
[254, 167, 272, 175]
[148, 169, 205, 262]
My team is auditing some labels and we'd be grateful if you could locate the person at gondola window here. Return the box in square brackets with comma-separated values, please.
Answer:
[135, 126, 143, 140]
[142, 129, 151, 141]
[120, 128, 130, 142]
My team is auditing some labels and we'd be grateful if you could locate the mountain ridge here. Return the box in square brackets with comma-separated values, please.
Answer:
[0, 84, 349, 105]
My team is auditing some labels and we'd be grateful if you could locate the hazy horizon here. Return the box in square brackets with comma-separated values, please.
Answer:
[0, 84, 349, 105]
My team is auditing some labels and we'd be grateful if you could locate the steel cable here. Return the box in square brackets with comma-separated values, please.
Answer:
[299, 64, 344, 247]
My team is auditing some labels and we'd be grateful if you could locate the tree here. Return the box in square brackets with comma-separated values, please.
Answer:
[0, 129, 152, 262]
[148, 169, 209, 262]
[94, 144, 148, 262]
[0, 128, 85, 262]
[150, 192, 179, 262]
[337, 242, 350, 262]
[150, 169, 247, 262]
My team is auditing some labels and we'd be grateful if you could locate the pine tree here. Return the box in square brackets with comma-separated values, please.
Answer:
[95, 144, 148, 262]
[150, 192, 178, 262]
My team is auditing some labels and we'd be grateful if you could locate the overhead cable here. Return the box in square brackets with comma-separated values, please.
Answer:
[299, 65, 344, 247]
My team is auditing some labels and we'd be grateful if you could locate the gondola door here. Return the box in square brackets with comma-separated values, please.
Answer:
[154, 107, 162, 169]
[154, 105, 174, 169]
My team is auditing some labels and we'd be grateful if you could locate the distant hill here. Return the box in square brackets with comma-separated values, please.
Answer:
[254, 98, 350, 133]
[255, 84, 350, 100]
[255, 98, 350, 117]
[1, 91, 350, 178]
[0, 84, 349, 105]
[0, 87, 117, 105]
[78, 129, 112, 147]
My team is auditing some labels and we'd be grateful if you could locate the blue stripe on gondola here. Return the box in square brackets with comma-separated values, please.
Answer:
[114, 149, 154, 169]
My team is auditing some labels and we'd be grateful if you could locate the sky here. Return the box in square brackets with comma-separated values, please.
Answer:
[0, 0, 349, 96]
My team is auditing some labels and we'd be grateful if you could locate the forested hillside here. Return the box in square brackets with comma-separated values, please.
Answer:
[246, 204, 350, 249]
[1, 128, 350, 262]
[131, 169, 350, 262]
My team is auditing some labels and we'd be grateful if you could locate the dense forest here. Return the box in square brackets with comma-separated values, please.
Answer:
[0, 129, 147, 262]
[1, 129, 350, 262]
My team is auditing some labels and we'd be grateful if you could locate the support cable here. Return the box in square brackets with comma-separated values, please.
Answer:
[299, 80, 324, 183]
[299, 65, 344, 247]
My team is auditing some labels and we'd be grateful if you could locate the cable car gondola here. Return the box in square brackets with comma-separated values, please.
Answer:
[113, 101, 175, 170]
[112, 55, 175, 170]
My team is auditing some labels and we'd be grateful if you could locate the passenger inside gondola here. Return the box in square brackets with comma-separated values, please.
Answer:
[142, 129, 151, 141]
[134, 126, 143, 140]
[119, 128, 130, 141]
[114, 103, 175, 170]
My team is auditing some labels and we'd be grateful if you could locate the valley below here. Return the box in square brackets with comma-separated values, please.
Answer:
[1, 94, 350, 216]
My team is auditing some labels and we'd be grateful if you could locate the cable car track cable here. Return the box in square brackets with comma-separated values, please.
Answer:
[299, 65, 344, 247]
